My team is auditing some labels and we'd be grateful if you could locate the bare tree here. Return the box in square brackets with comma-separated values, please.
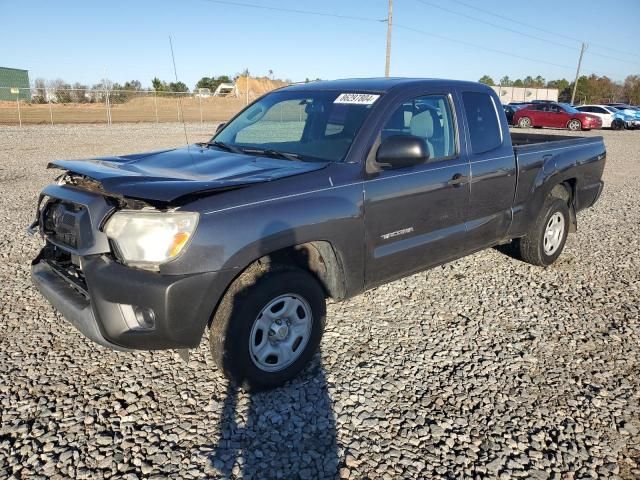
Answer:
[48, 79, 72, 103]
[70, 82, 88, 103]
[623, 75, 640, 104]
[33, 78, 47, 103]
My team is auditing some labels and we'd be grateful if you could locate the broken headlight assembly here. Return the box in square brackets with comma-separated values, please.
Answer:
[104, 210, 199, 270]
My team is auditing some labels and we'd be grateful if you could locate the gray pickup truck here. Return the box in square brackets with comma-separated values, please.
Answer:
[30, 78, 606, 390]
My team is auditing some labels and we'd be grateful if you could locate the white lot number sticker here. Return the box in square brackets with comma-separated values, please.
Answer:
[334, 93, 380, 105]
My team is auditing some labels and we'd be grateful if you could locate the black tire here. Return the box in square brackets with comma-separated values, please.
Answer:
[513, 197, 570, 267]
[209, 264, 326, 391]
[611, 119, 624, 130]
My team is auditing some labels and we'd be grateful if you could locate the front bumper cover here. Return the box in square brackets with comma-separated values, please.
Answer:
[32, 254, 237, 350]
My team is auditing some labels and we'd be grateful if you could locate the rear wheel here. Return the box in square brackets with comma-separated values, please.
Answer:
[513, 197, 570, 267]
[518, 116, 532, 128]
[209, 265, 326, 391]
[567, 119, 582, 131]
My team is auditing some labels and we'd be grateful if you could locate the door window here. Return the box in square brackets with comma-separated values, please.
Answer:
[380, 95, 456, 161]
[462, 92, 502, 154]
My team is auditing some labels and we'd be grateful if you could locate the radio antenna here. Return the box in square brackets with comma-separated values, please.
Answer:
[169, 35, 190, 149]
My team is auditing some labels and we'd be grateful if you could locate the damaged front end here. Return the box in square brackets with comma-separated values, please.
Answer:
[28, 171, 226, 351]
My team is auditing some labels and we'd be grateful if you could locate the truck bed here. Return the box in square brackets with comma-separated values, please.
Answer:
[508, 131, 606, 240]
[510, 131, 602, 149]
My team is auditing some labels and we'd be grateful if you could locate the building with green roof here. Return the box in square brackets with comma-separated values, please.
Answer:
[0, 67, 30, 101]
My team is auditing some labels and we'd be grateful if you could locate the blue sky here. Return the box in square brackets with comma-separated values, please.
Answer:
[3, 0, 639, 89]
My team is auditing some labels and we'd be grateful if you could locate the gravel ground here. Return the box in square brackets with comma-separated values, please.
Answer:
[0, 123, 638, 479]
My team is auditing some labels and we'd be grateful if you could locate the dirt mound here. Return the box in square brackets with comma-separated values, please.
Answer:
[235, 76, 289, 96]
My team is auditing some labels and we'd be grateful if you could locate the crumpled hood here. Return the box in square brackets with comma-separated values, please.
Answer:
[49, 145, 328, 203]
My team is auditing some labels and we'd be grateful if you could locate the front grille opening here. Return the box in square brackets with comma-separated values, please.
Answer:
[41, 243, 88, 297]
[42, 200, 84, 249]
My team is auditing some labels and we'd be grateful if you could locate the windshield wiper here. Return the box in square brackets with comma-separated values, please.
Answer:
[206, 141, 244, 154]
[241, 148, 304, 161]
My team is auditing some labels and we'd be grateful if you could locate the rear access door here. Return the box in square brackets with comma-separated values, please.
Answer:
[363, 90, 470, 287]
[459, 89, 517, 250]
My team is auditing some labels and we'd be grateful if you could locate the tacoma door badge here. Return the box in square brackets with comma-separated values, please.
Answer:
[380, 227, 414, 240]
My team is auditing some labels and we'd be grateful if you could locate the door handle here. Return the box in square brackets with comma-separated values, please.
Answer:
[447, 173, 468, 186]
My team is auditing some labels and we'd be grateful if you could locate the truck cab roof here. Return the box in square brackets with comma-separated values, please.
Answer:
[283, 77, 491, 93]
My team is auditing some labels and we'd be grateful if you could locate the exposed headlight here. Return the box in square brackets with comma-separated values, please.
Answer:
[104, 210, 199, 269]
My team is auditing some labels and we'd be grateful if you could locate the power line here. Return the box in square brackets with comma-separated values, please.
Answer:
[448, 0, 640, 60]
[195, 0, 629, 77]
[198, 0, 383, 22]
[394, 23, 574, 70]
[413, 0, 576, 51]
[413, 0, 638, 67]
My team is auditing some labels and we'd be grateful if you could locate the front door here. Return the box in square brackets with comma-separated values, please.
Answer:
[364, 93, 470, 287]
[549, 104, 569, 128]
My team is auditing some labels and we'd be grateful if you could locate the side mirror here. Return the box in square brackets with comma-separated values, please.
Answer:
[376, 135, 429, 169]
[215, 122, 226, 133]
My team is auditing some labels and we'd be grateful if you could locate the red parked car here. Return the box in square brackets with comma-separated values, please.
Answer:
[513, 102, 602, 131]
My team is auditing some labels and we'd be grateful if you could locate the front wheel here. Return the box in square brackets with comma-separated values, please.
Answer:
[518, 116, 532, 128]
[209, 265, 326, 391]
[611, 119, 624, 130]
[513, 197, 570, 267]
[567, 119, 582, 131]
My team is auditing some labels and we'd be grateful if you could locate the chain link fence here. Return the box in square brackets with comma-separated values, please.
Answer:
[0, 87, 255, 126]
[1, 85, 564, 126]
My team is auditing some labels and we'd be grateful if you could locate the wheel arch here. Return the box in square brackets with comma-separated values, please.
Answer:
[549, 179, 577, 232]
[253, 240, 348, 301]
[206, 240, 347, 328]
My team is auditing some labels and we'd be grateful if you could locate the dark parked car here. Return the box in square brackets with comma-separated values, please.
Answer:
[502, 103, 524, 125]
[29, 78, 606, 390]
[514, 102, 602, 131]
[606, 103, 634, 109]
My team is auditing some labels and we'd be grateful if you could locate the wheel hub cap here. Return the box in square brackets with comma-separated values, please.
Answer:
[543, 212, 565, 255]
[249, 294, 313, 372]
[270, 322, 289, 340]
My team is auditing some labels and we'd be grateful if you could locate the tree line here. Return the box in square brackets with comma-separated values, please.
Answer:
[29, 72, 265, 104]
[478, 74, 640, 104]
[30, 72, 640, 105]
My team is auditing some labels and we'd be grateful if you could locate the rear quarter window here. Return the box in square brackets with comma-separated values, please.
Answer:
[462, 92, 502, 154]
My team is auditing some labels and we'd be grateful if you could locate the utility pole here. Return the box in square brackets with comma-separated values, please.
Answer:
[385, 0, 393, 77]
[245, 69, 250, 105]
[570, 42, 587, 105]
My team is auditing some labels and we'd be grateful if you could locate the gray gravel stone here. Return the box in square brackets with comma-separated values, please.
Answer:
[0, 124, 638, 478]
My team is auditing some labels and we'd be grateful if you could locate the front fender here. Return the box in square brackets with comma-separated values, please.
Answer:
[157, 164, 366, 297]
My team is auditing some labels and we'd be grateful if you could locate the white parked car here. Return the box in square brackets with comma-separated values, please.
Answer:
[574, 105, 619, 128]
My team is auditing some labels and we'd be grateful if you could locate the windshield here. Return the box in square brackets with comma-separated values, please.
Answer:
[212, 90, 380, 162]
[604, 106, 619, 113]
[560, 103, 580, 113]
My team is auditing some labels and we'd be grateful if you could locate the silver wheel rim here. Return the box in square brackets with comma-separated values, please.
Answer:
[520, 117, 531, 127]
[543, 212, 565, 255]
[249, 294, 313, 372]
[569, 120, 580, 130]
